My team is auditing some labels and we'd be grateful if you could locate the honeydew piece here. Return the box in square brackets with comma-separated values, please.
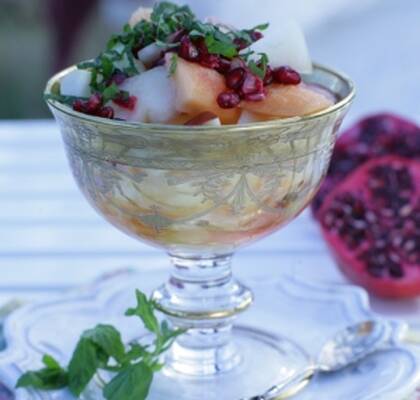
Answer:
[241, 83, 334, 117]
[60, 69, 91, 98]
[114, 66, 177, 123]
[251, 20, 312, 74]
[165, 54, 240, 125]
[129, 6, 152, 27]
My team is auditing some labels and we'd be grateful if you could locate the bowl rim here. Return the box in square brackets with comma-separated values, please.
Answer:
[45, 62, 355, 133]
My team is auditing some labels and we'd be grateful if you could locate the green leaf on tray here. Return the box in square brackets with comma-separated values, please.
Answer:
[103, 362, 153, 400]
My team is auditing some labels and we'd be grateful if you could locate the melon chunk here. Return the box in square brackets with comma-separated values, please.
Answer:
[113, 66, 177, 123]
[129, 6, 152, 27]
[241, 83, 334, 118]
[165, 54, 240, 124]
[238, 111, 278, 124]
[60, 69, 91, 98]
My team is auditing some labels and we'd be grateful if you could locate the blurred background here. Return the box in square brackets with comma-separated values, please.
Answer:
[1, 0, 419, 121]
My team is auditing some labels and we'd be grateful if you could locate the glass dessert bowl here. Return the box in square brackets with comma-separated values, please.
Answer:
[46, 64, 354, 399]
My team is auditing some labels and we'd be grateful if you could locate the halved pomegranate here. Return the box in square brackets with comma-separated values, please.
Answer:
[312, 113, 420, 216]
[319, 156, 420, 298]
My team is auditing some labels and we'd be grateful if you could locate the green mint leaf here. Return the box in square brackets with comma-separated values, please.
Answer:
[82, 324, 126, 364]
[252, 22, 270, 31]
[125, 290, 160, 334]
[44, 93, 86, 107]
[248, 60, 265, 79]
[102, 83, 121, 104]
[16, 354, 68, 390]
[68, 337, 105, 396]
[168, 53, 178, 76]
[103, 362, 153, 400]
[204, 35, 238, 58]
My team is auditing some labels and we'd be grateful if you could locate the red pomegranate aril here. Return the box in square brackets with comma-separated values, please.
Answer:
[226, 68, 246, 90]
[73, 99, 87, 113]
[250, 31, 263, 42]
[113, 95, 138, 111]
[217, 58, 231, 74]
[243, 91, 266, 102]
[233, 38, 249, 50]
[262, 65, 274, 86]
[230, 58, 247, 71]
[217, 92, 241, 109]
[200, 54, 221, 69]
[86, 93, 103, 113]
[98, 106, 115, 119]
[273, 66, 302, 85]
[179, 36, 199, 61]
[107, 70, 127, 86]
[240, 73, 264, 96]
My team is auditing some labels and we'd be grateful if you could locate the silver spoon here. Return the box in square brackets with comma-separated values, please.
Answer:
[249, 320, 419, 400]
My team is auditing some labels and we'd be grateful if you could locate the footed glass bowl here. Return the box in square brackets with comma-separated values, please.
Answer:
[46, 64, 354, 399]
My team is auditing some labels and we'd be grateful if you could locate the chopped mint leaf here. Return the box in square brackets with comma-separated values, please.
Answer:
[248, 53, 269, 79]
[168, 53, 178, 76]
[103, 362, 153, 400]
[44, 93, 87, 107]
[205, 35, 238, 58]
[252, 22, 270, 31]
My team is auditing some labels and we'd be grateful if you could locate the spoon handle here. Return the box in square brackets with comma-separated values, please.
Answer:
[261, 365, 316, 400]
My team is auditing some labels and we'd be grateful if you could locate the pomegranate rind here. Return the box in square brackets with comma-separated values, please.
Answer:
[319, 155, 420, 299]
[312, 113, 420, 217]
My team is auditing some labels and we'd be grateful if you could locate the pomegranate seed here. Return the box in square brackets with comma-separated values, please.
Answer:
[98, 106, 115, 119]
[73, 99, 87, 113]
[107, 70, 127, 86]
[179, 36, 199, 61]
[250, 31, 264, 42]
[217, 92, 241, 109]
[243, 91, 266, 102]
[230, 58, 247, 71]
[217, 58, 231, 74]
[113, 95, 138, 111]
[226, 68, 246, 90]
[233, 38, 249, 50]
[86, 93, 103, 113]
[240, 73, 264, 96]
[200, 54, 221, 69]
[273, 66, 302, 85]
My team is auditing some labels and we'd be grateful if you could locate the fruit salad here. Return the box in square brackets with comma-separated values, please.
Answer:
[48, 1, 335, 125]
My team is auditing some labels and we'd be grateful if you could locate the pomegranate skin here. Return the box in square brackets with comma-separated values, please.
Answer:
[313, 113, 420, 217]
[319, 156, 420, 299]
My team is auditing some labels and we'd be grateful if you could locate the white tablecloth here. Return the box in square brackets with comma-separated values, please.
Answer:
[1, 120, 419, 328]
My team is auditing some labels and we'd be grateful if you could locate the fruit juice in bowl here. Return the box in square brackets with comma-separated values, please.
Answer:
[44, 3, 354, 399]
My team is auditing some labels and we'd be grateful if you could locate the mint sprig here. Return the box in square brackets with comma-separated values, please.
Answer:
[16, 290, 185, 400]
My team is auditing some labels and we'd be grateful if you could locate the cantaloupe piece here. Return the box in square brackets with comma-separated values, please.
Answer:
[241, 83, 334, 117]
[165, 54, 240, 124]
[129, 7, 152, 27]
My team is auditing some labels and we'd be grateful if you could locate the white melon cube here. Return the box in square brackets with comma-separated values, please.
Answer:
[60, 69, 91, 98]
[115, 66, 177, 123]
[251, 20, 312, 74]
